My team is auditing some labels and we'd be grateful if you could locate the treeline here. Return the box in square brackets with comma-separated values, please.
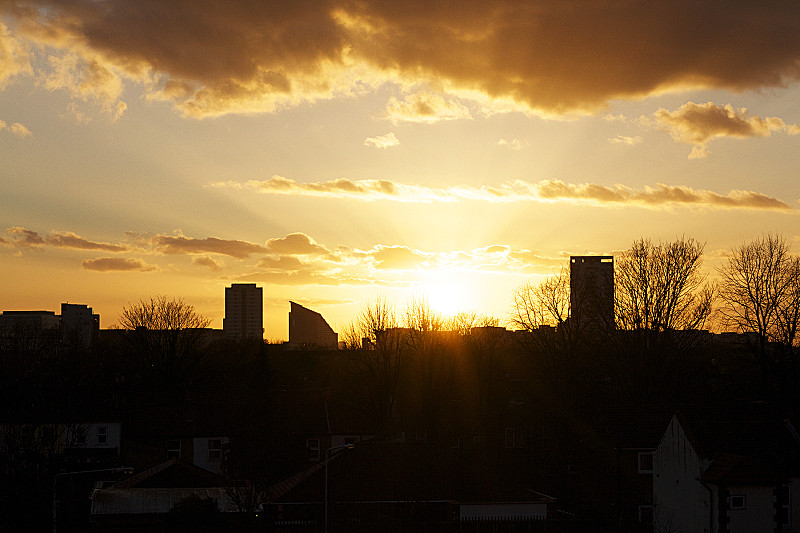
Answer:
[2, 234, 800, 531]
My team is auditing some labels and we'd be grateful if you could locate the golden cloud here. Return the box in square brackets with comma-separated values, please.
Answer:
[0, 119, 32, 137]
[0, 22, 31, 89]
[385, 91, 471, 124]
[3, 2, 799, 116]
[650, 102, 800, 158]
[370, 245, 429, 270]
[364, 132, 400, 149]
[152, 234, 268, 258]
[47, 231, 127, 252]
[213, 177, 792, 210]
[81, 257, 157, 272]
[265, 233, 331, 256]
[5, 226, 45, 246]
[193, 256, 223, 271]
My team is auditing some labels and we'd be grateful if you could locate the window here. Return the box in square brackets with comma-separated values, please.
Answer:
[75, 426, 87, 445]
[167, 439, 181, 459]
[777, 484, 791, 525]
[343, 437, 358, 445]
[505, 428, 525, 449]
[306, 439, 320, 461]
[638, 506, 653, 524]
[97, 426, 107, 445]
[208, 439, 222, 461]
[729, 495, 746, 510]
[638, 452, 654, 474]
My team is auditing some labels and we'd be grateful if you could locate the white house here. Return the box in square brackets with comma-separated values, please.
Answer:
[654, 411, 800, 533]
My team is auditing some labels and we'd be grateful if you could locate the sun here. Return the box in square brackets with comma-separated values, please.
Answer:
[417, 271, 471, 318]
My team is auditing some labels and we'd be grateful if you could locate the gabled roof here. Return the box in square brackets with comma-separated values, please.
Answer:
[114, 458, 229, 489]
[275, 441, 555, 505]
[701, 453, 784, 486]
[668, 406, 800, 482]
[90, 459, 238, 515]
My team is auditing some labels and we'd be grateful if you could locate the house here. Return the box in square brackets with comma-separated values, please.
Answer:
[601, 405, 678, 532]
[654, 409, 800, 533]
[267, 441, 560, 529]
[90, 458, 241, 527]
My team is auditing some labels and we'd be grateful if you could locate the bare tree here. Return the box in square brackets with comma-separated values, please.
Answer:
[718, 234, 800, 365]
[612, 237, 714, 403]
[118, 295, 211, 386]
[342, 295, 405, 438]
[509, 268, 591, 389]
[615, 237, 713, 332]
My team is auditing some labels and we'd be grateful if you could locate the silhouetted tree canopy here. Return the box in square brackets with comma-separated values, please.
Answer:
[615, 237, 713, 332]
[118, 295, 211, 388]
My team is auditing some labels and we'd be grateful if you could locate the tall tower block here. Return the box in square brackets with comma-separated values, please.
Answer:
[223, 283, 263, 340]
[570, 256, 614, 331]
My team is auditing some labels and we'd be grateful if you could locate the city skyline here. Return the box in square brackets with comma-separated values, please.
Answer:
[2, 2, 799, 339]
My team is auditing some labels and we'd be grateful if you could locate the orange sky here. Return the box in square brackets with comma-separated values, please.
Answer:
[1, 1, 799, 338]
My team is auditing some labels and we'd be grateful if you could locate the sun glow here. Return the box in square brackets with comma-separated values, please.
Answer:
[417, 271, 474, 318]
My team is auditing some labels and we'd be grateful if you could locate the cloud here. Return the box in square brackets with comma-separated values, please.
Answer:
[5, 2, 800, 117]
[212, 176, 792, 210]
[0, 22, 31, 89]
[81, 257, 157, 272]
[235, 270, 348, 286]
[265, 233, 331, 256]
[370, 245, 429, 270]
[608, 135, 642, 145]
[193, 256, 223, 271]
[0, 120, 33, 137]
[649, 102, 800, 158]
[364, 132, 400, 149]
[497, 138, 526, 150]
[385, 91, 471, 124]
[5, 226, 45, 246]
[257, 255, 306, 270]
[40, 51, 125, 114]
[4, 227, 131, 251]
[152, 234, 268, 258]
[47, 231, 127, 252]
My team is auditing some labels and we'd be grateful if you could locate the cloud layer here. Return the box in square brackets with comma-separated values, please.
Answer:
[3, 225, 569, 285]
[212, 176, 792, 210]
[2, 1, 799, 116]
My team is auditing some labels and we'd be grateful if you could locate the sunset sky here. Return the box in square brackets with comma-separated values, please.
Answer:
[1, 1, 799, 339]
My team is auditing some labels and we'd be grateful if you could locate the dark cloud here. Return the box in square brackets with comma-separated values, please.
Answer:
[4, 1, 799, 116]
[153, 234, 268, 258]
[81, 257, 156, 272]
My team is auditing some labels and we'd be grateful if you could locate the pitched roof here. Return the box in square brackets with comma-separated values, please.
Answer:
[701, 453, 784, 486]
[115, 458, 229, 489]
[275, 441, 554, 504]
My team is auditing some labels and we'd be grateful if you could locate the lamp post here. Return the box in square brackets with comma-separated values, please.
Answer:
[324, 443, 355, 533]
[53, 466, 133, 533]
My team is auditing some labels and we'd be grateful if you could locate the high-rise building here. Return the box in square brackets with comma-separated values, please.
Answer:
[288, 301, 338, 349]
[570, 255, 614, 330]
[223, 284, 263, 340]
[61, 303, 99, 348]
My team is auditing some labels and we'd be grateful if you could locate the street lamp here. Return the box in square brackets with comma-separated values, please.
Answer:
[324, 443, 355, 533]
[53, 466, 133, 533]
